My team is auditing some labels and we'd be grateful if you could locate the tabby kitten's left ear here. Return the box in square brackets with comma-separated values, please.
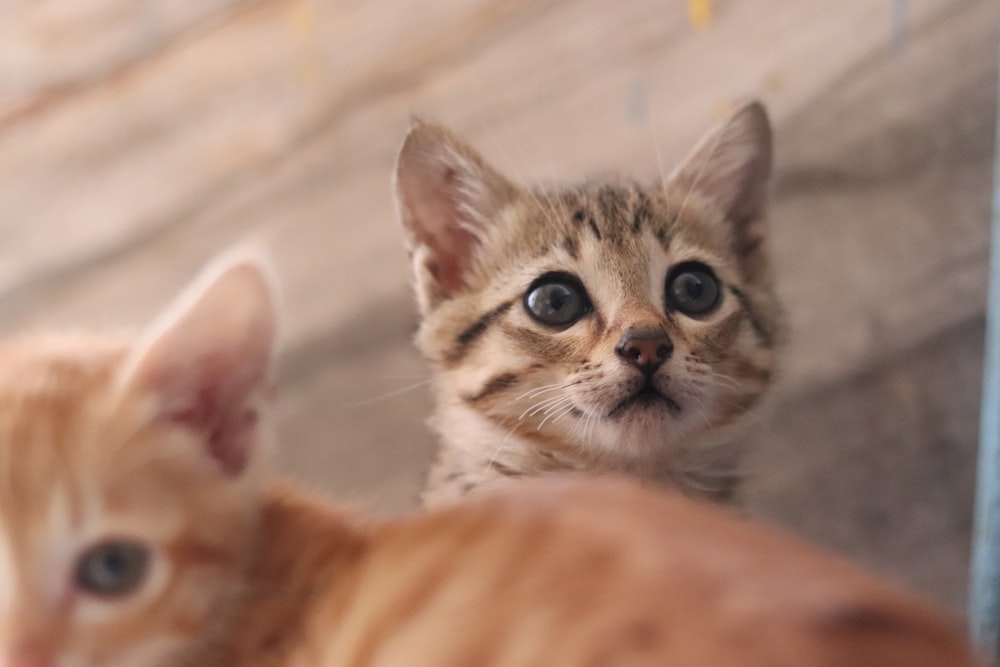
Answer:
[120, 251, 279, 477]
[668, 100, 773, 283]
[394, 119, 519, 313]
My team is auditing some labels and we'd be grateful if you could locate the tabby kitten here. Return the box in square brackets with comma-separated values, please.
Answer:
[0, 254, 979, 667]
[395, 101, 780, 505]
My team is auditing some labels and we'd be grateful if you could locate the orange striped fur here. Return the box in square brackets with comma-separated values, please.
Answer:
[191, 477, 982, 667]
[0, 254, 981, 667]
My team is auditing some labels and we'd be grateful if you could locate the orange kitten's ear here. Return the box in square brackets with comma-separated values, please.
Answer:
[669, 100, 773, 281]
[394, 118, 518, 311]
[120, 251, 279, 477]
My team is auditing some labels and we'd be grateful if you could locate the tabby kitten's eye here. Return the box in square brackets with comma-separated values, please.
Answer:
[665, 262, 721, 316]
[76, 540, 150, 596]
[524, 273, 591, 327]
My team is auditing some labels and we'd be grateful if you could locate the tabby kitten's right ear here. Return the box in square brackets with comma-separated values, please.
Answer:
[119, 251, 279, 477]
[394, 119, 519, 313]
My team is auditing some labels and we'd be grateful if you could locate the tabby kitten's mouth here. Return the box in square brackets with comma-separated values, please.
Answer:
[607, 383, 682, 420]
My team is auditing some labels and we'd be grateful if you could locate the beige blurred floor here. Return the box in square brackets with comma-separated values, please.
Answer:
[0, 0, 996, 610]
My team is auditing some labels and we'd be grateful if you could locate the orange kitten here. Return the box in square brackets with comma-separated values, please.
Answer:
[394, 101, 781, 506]
[0, 255, 980, 667]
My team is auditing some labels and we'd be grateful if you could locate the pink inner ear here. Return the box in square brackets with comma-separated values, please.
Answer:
[126, 256, 276, 478]
[399, 164, 481, 295]
[427, 224, 478, 294]
[165, 393, 257, 477]
[141, 346, 267, 478]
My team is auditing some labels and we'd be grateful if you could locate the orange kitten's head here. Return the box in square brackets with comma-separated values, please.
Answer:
[0, 255, 277, 667]
[395, 102, 780, 470]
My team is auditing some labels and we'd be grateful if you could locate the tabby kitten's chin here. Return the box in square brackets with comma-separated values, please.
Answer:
[395, 101, 782, 505]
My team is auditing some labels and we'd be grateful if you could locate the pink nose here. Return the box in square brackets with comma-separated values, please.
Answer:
[615, 328, 673, 376]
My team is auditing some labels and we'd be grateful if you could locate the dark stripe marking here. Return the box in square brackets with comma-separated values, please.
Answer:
[632, 187, 652, 233]
[587, 217, 602, 240]
[562, 235, 579, 259]
[489, 460, 524, 478]
[447, 300, 514, 362]
[728, 286, 773, 347]
[462, 372, 519, 404]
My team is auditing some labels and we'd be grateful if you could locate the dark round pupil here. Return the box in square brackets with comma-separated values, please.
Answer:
[545, 285, 571, 311]
[77, 542, 148, 595]
[101, 551, 127, 576]
[527, 281, 584, 326]
[670, 269, 719, 314]
[677, 273, 705, 300]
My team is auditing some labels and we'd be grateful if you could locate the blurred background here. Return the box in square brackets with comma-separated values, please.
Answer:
[0, 0, 995, 611]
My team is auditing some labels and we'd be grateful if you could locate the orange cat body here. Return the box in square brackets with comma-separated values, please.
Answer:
[194, 478, 980, 667]
[0, 256, 980, 667]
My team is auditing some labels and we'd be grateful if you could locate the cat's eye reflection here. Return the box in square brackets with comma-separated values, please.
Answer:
[665, 262, 721, 316]
[75, 539, 150, 597]
[524, 272, 592, 328]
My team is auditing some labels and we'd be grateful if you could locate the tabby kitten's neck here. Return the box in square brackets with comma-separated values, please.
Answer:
[421, 396, 743, 506]
[395, 102, 780, 506]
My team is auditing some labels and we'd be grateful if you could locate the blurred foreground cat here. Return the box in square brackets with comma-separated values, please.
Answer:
[0, 255, 979, 667]
[395, 101, 781, 505]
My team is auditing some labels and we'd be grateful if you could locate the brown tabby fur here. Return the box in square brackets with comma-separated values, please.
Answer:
[0, 254, 981, 667]
[395, 101, 781, 505]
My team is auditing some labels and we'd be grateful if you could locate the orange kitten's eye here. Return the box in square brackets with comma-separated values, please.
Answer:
[665, 262, 721, 316]
[75, 540, 150, 596]
[524, 272, 592, 328]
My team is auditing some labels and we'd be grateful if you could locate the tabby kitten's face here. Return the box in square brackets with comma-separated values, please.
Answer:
[396, 102, 780, 466]
[0, 258, 275, 667]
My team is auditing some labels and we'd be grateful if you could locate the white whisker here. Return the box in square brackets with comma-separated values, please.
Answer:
[648, 110, 670, 202]
[538, 403, 577, 430]
[541, 397, 575, 416]
[514, 381, 574, 402]
[338, 378, 434, 409]
[473, 420, 519, 491]
[519, 394, 572, 421]
[468, 61, 567, 233]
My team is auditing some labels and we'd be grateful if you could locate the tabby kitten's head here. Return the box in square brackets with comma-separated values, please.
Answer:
[0, 256, 276, 667]
[396, 102, 780, 469]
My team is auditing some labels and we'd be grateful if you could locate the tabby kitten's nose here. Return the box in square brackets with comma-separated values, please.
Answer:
[616, 328, 673, 376]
